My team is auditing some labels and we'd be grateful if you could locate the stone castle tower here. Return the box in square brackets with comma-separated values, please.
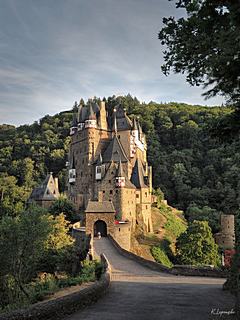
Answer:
[67, 99, 153, 249]
[215, 214, 235, 250]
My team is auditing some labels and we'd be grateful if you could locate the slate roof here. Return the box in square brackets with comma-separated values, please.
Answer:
[71, 113, 78, 127]
[85, 201, 115, 213]
[102, 135, 128, 163]
[29, 173, 58, 201]
[115, 160, 136, 189]
[78, 105, 88, 122]
[131, 158, 148, 189]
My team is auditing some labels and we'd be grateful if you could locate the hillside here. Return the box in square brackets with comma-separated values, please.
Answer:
[131, 202, 187, 265]
[0, 95, 238, 232]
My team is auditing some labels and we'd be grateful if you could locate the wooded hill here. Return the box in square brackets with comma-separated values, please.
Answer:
[0, 95, 238, 232]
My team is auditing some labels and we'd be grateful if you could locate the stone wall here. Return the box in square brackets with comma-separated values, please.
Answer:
[0, 254, 111, 320]
[113, 223, 131, 251]
[85, 212, 115, 236]
[109, 236, 228, 278]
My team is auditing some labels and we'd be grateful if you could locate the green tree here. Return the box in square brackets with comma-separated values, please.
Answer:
[49, 196, 77, 222]
[0, 174, 29, 218]
[186, 205, 220, 233]
[0, 206, 51, 300]
[159, 0, 240, 105]
[176, 220, 220, 266]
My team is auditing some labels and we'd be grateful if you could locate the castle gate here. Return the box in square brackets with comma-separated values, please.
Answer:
[94, 220, 107, 237]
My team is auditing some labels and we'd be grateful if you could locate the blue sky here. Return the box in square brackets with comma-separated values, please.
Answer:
[0, 0, 224, 126]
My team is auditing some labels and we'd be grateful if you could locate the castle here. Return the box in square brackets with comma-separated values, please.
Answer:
[67, 99, 153, 249]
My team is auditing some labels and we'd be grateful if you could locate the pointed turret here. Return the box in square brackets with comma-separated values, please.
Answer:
[115, 159, 126, 188]
[78, 102, 85, 131]
[131, 158, 148, 189]
[137, 120, 143, 140]
[88, 102, 97, 120]
[85, 102, 97, 129]
[112, 107, 117, 135]
[132, 117, 138, 131]
[70, 112, 78, 136]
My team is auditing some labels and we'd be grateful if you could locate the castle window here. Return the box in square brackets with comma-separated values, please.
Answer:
[109, 180, 111, 183]
[146, 205, 148, 209]
[136, 194, 139, 199]
[116, 190, 118, 194]
[110, 190, 113, 195]
[145, 192, 148, 197]
[103, 190, 105, 193]
[118, 135, 121, 139]
[81, 172, 83, 177]
[119, 228, 121, 232]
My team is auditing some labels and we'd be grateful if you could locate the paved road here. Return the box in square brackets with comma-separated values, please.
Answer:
[64, 238, 236, 320]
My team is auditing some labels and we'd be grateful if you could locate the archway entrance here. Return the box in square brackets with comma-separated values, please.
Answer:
[94, 220, 107, 237]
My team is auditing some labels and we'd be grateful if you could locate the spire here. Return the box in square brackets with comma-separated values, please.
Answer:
[115, 159, 125, 188]
[137, 120, 143, 140]
[116, 159, 123, 177]
[88, 103, 96, 120]
[71, 113, 78, 127]
[78, 102, 84, 123]
[112, 107, 117, 134]
[132, 117, 138, 131]
[70, 112, 78, 135]
[131, 158, 148, 189]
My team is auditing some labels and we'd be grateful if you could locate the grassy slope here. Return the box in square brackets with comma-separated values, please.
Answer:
[131, 202, 187, 265]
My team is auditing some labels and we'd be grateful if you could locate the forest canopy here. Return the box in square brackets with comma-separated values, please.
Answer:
[0, 95, 239, 233]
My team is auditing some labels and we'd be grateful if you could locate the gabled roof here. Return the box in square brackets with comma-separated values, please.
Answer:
[102, 135, 128, 163]
[131, 158, 148, 189]
[29, 173, 59, 201]
[85, 201, 115, 213]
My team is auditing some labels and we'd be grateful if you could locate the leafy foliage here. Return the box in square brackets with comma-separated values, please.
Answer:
[176, 220, 220, 266]
[1, 96, 239, 234]
[49, 196, 77, 222]
[151, 246, 173, 268]
[159, 0, 240, 105]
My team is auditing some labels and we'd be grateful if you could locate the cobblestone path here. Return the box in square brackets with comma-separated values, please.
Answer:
[64, 238, 235, 320]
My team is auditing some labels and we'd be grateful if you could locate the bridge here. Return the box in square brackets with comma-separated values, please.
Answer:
[64, 238, 235, 320]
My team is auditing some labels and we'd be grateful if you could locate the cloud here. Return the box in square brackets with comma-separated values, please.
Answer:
[0, 0, 224, 126]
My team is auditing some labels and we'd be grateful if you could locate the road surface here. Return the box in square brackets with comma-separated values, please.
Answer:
[64, 238, 235, 320]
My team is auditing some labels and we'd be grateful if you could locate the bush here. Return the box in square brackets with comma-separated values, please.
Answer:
[151, 246, 173, 268]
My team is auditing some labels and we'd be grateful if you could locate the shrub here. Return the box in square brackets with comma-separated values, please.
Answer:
[151, 246, 173, 268]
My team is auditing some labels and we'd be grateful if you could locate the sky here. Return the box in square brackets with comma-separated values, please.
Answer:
[0, 0, 224, 126]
